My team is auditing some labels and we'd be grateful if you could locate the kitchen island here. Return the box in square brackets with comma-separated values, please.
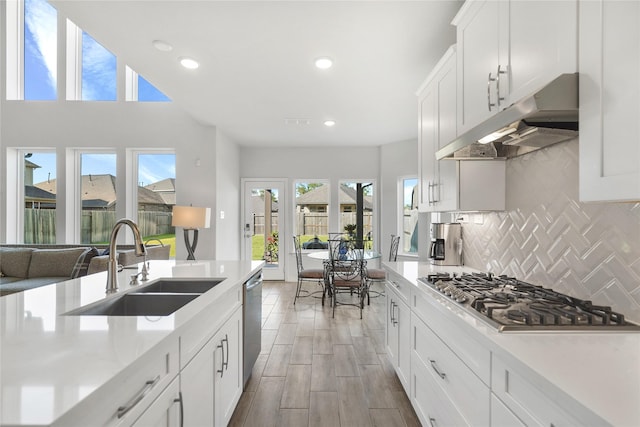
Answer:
[0, 259, 263, 426]
[384, 261, 640, 427]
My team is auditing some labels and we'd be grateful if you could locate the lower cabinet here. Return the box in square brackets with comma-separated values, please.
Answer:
[490, 394, 525, 427]
[181, 306, 243, 427]
[385, 282, 410, 393]
[132, 377, 182, 427]
[491, 354, 584, 427]
[411, 312, 490, 426]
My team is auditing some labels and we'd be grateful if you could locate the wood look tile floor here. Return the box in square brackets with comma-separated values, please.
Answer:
[229, 281, 420, 427]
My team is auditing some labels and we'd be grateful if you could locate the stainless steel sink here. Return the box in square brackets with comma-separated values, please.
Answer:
[136, 279, 225, 294]
[65, 293, 200, 316]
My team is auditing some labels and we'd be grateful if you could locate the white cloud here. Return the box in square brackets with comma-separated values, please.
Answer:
[25, 0, 57, 88]
[82, 32, 117, 100]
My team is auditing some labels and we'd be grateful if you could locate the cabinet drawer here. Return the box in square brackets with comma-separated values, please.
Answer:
[492, 354, 583, 427]
[412, 285, 490, 384]
[491, 394, 525, 427]
[385, 269, 411, 303]
[411, 354, 469, 427]
[412, 313, 490, 426]
[180, 284, 241, 368]
[57, 337, 180, 427]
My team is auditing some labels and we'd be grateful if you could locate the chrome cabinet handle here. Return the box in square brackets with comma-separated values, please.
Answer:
[223, 334, 229, 371]
[429, 359, 446, 379]
[429, 417, 437, 427]
[487, 72, 497, 111]
[117, 375, 160, 418]
[496, 65, 507, 108]
[431, 182, 439, 204]
[391, 302, 398, 326]
[217, 338, 226, 377]
[174, 391, 184, 427]
[427, 182, 433, 205]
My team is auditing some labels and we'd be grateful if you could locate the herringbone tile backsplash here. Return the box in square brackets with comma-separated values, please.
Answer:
[461, 139, 640, 324]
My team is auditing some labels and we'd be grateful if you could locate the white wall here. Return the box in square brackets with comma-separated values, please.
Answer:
[0, 101, 227, 260]
[215, 130, 241, 260]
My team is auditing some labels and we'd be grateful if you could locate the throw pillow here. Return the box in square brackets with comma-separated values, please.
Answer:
[28, 248, 90, 279]
[0, 248, 34, 278]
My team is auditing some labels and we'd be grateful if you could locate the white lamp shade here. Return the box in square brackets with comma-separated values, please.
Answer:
[172, 206, 211, 229]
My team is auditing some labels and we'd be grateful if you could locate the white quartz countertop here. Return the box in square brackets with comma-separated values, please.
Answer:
[0, 260, 263, 426]
[383, 261, 640, 427]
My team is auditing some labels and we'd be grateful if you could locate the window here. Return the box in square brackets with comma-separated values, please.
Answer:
[401, 177, 419, 254]
[138, 75, 170, 102]
[137, 153, 176, 256]
[80, 153, 116, 243]
[81, 32, 116, 101]
[24, 0, 57, 100]
[23, 151, 56, 243]
[339, 181, 374, 248]
[294, 181, 329, 245]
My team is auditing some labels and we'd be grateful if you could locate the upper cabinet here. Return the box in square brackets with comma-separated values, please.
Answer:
[453, 0, 577, 134]
[418, 46, 505, 212]
[579, 0, 640, 202]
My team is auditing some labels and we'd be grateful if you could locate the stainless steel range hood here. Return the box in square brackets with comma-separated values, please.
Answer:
[436, 73, 578, 160]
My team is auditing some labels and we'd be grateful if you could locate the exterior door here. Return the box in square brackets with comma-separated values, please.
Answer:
[242, 180, 285, 280]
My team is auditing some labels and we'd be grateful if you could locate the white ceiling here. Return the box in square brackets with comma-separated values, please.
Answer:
[50, 1, 461, 147]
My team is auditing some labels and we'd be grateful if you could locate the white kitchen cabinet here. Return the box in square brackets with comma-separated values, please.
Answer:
[180, 305, 243, 427]
[411, 312, 490, 426]
[491, 354, 584, 427]
[491, 394, 525, 427]
[385, 282, 410, 393]
[579, 0, 640, 202]
[131, 377, 182, 427]
[453, 0, 577, 134]
[418, 45, 506, 212]
[418, 45, 458, 212]
[214, 306, 243, 427]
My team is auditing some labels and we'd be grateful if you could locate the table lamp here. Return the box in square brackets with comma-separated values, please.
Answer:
[172, 206, 211, 260]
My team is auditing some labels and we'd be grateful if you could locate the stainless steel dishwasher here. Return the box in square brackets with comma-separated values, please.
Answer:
[243, 270, 262, 387]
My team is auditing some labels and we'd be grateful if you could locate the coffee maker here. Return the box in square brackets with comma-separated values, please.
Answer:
[429, 223, 463, 266]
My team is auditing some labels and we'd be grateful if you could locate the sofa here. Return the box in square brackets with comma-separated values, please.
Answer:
[0, 243, 171, 296]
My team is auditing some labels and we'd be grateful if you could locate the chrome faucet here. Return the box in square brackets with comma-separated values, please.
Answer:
[106, 219, 147, 294]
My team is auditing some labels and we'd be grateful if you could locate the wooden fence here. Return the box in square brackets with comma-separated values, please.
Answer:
[24, 209, 175, 244]
[253, 212, 372, 236]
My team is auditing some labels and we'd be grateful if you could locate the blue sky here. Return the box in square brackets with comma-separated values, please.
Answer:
[24, 0, 175, 185]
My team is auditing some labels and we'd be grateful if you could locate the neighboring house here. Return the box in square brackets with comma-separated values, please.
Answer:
[144, 178, 176, 207]
[35, 174, 170, 211]
[24, 160, 56, 208]
[295, 183, 372, 213]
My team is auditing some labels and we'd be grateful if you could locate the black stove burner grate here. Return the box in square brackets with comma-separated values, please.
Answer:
[421, 272, 637, 330]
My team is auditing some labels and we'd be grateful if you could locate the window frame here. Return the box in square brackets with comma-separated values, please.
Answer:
[292, 179, 330, 249]
[398, 175, 419, 257]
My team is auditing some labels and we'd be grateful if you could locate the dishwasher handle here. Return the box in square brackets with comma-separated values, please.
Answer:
[245, 272, 263, 291]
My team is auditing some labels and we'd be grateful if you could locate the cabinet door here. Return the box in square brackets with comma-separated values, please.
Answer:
[385, 285, 399, 368]
[181, 337, 215, 426]
[418, 78, 438, 210]
[132, 377, 181, 427]
[507, 0, 577, 104]
[490, 394, 525, 427]
[395, 298, 410, 394]
[214, 307, 243, 427]
[434, 51, 459, 212]
[456, 0, 502, 133]
[580, 0, 640, 201]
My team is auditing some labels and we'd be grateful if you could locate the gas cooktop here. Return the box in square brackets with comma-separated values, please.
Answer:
[419, 272, 640, 332]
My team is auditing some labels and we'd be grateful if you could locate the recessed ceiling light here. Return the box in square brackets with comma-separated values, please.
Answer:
[315, 57, 333, 70]
[179, 57, 199, 69]
[152, 40, 173, 52]
[324, 120, 336, 127]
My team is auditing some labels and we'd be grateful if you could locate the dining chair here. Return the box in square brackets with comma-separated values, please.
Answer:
[365, 234, 400, 303]
[293, 236, 326, 305]
[326, 238, 368, 318]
